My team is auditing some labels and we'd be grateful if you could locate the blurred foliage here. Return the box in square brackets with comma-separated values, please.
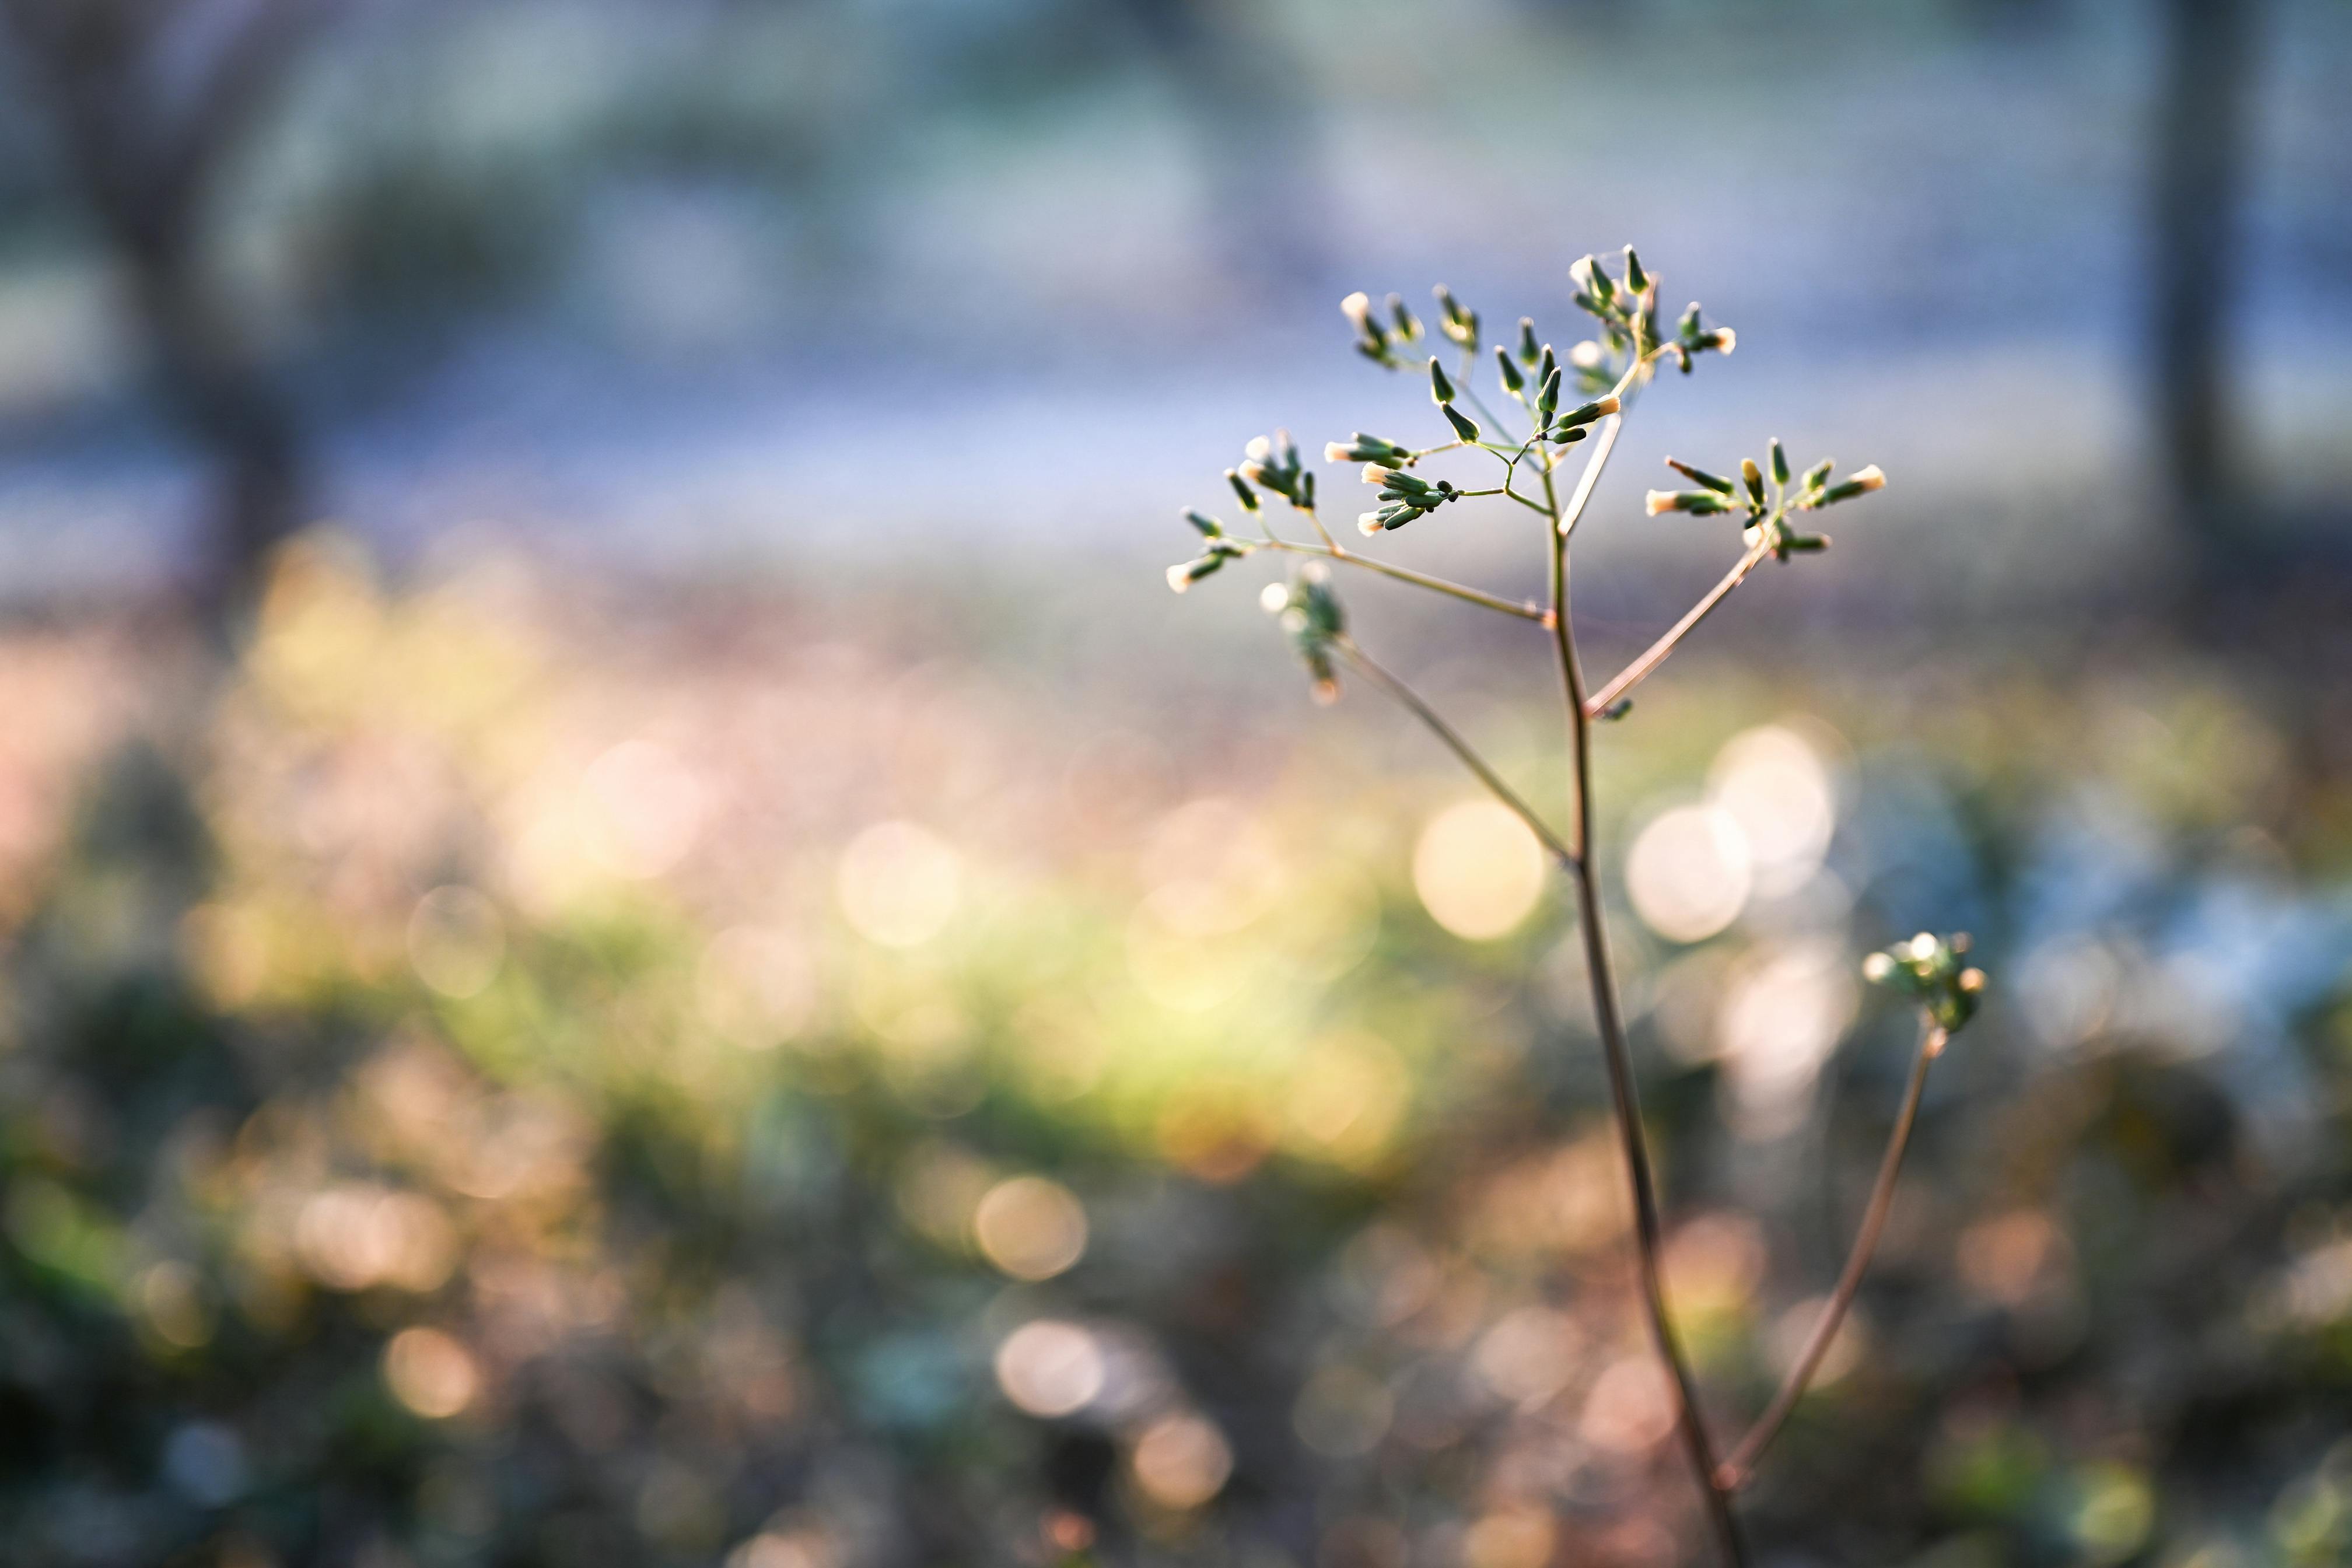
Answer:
[0, 536, 2347, 1566]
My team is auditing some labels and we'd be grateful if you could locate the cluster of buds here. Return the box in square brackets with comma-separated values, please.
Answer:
[1490, 317, 1625, 442]
[1237, 429, 1315, 511]
[1358, 463, 1459, 534]
[1864, 932, 1987, 1036]
[1341, 290, 1426, 368]
[1645, 439, 1885, 561]
[1567, 246, 1735, 386]
[1165, 508, 1254, 593]
[1261, 564, 1346, 704]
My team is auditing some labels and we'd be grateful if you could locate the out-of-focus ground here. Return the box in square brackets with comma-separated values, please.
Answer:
[3, 3, 2352, 1567]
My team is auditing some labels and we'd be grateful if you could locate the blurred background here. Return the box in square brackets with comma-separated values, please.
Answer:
[1, 1, 2349, 1566]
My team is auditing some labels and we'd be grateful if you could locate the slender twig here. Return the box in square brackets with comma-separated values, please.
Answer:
[1584, 533, 1776, 716]
[1261, 538, 1549, 624]
[1541, 434, 1749, 1568]
[1716, 1019, 1948, 1492]
[1332, 637, 1577, 870]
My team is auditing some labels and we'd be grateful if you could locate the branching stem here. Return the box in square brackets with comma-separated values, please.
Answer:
[1540, 416, 1748, 1568]
[1584, 533, 1776, 716]
[1716, 1019, 1949, 1492]
[1332, 636, 1577, 870]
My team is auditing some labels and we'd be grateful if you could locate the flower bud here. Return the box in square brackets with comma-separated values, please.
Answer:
[1768, 438, 1790, 487]
[1224, 469, 1261, 512]
[1184, 508, 1224, 538]
[1536, 365, 1562, 418]
[1494, 345, 1525, 394]
[1517, 317, 1541, 366]
[1646, 489, 1730, 516]
[1441, 404, 1480, 442]
[1663, 457, 1734, 495]
[1622, 246, 1648, 294]
[1814, 464, 1885, 506]
[1741, 458, 1767, 510]
[1699, 327, 1735, 355]
[1167, 554, 1226, 592]
[1428, 357, 1455, 405]
[1388, 293, 1423, 341]
[1553, 394, 1618, 430]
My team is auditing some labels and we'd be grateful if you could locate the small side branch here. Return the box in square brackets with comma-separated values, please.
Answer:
[1334, 638, 1578, 870]
[1584, 533, 1774, 716]
[1715, 1019, 1950, 1492]
[1264, 539, 1550, 624]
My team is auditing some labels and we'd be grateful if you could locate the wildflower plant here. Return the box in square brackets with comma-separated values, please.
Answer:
[1166, 249, 1983, 1563]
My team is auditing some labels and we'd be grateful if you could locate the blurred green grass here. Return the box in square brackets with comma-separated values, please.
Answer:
[1, 534, 2348, 1568]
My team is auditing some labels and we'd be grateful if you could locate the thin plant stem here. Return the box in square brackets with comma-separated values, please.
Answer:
[1542, 435, 1749, 1568]
[1716, 1019, 1950, 1492]
[1261, 538, 1550, 624]
[1332, 637, 1577, 870]
[1584, 533, 1776, 716]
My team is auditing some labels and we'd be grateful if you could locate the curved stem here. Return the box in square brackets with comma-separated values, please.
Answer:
[1583, 533, 1774, 716]
[1544, 445, 1748, 1568]
[1716, 1019, 1949, 1492]
[1332, 637, 1577, 870]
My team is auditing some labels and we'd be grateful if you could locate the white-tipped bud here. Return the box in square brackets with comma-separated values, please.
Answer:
[1707, 328, 1737, 355]
[1357, 512, 1384, 536]
[1166, 563, 1195, 593]
[1362, 463, 1396, 486]
[1340, 291, 1372, 327]
[1592, 394, 1620, 416]
[1259, 583, 1290, 614]
[1324, 442, 1352, 463]
[1645, 490, 1677, 516]
[1245, 435, 1271, 463]
[1849, 464, 1885, 491]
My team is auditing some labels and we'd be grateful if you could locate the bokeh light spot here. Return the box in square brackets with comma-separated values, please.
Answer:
[838, 821, 963, 948]
[1413, 800, 1545, 940]
[993, 1320, 1102, 1417]
[972, 1175, 1088, 1281]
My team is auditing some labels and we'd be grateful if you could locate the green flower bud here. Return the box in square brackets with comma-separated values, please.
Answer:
[1494, 345, 1526, 394]
[1388, 293, 1423, 341]
[1184, 508, 1224, 538]
[1663, 457, 1735, 495]
[1812, 465, 1885, 506]
[1537, 365, 1562, 419]
[1166, 553, 1226, 592]
[1800, 458, 1835, 495]
[1428, 357, 1455, 405]
[1741, 458, 1767, 510]
[1646, 489, 1731, 516]
[1224, 469, 1261, 512]
[1622, 246, 1648, 295]
[1517, 317, 1541, 366]
[1553, 394, 1619, 430]
[1442, 404, 1480, 442]
[1768, 438, 1790, 487]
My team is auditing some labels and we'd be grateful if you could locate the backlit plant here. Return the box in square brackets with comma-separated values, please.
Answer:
[1167, 248, 1983, 1564]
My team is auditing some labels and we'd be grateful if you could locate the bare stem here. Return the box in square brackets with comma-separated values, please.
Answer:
[1716, 1019, 1949, 1492]
[1332, 637, 1577, 870]
[1542, 438, 1748, 1568]
[1584, 533, 1775, 716]
[1262, 538, 1550, 624]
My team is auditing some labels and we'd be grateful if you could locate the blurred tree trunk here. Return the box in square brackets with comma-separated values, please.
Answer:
[2148, 0, 2262, 578]
[0, 0, 333, 635]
